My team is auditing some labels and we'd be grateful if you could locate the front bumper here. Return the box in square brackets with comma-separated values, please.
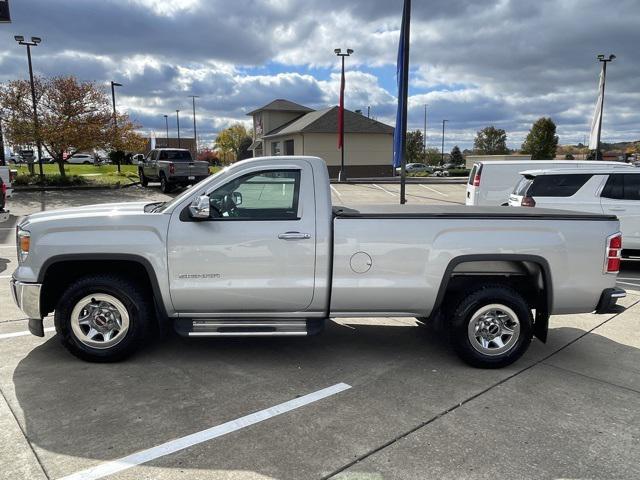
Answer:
[595, 287, 626, 314]
[10, 279, 44, 335]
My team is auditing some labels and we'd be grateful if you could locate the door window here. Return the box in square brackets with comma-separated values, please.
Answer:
[601, 174, 640, 200]
[208, 170, 301, 220]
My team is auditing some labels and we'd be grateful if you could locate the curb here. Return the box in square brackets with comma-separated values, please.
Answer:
[14, 182, 141, 192]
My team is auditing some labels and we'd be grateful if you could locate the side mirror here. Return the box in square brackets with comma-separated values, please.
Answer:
[189, 195, 210, 219]
[232, 191, 243, 206]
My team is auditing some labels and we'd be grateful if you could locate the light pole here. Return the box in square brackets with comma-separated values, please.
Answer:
[335, 48, 353, 182]
[110, 81, 122, 172]
[441, 119, 448, 165]
[423, 104, 428, 157]
[0, 117, 5, 166]
[595, 54, 615, 159]
[163, 115, 169, 146]
[14, 35, 43, 179]
[189, 95, 199, 154]
[176, 110, 181, 148]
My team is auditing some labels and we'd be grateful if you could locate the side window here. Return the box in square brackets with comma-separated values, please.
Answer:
[602, 174, 623, 199]
[159, 151, 168, 160]
[529, 174, 592, 197]
[208, 170, 301, 220]
[623, 174, 640, 201]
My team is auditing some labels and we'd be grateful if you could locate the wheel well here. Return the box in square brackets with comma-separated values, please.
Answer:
[434, 258, 550, 317]
[40, 260, 155, 317]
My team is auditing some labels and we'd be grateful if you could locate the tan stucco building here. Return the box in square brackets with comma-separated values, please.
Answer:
[248, 99, 394, 178]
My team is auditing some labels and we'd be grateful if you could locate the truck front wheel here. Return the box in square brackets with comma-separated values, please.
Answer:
[449, 285, 533, 368]
[139, 169, 148, 187]
[54, 274, 152, 362]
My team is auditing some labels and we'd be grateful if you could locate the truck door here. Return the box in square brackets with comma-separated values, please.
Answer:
[167, 163, 317, 314]
[144, 150, 157, 178]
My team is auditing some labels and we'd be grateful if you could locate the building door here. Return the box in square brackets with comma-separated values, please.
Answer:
[284, 139, 295, 156]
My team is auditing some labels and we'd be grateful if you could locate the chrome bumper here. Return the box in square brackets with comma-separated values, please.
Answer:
[10, 278, 42, 320]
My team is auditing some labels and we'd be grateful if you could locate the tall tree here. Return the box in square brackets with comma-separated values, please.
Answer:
[215, 123, 251, 162]
[473, 126, 509, 155]
[406, 130, 425, 163]
[423, 147, 441, 166]
[450, 145, 464, 165]
[0, 76, 142, 176]
[521, 117, 559, 160]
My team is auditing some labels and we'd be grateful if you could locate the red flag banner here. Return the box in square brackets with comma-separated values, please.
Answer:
[338, 68, 345, 149]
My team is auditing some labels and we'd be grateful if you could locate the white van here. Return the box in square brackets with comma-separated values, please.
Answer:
[465, 160, 632, 206]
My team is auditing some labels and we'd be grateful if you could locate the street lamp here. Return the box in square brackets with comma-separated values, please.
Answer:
[595, 54, 616, 159]
[176, 110, 181, 148]
[110, 81, 122, 172]
[189, 95, 199, 153]
[335, 47, 353, 182]
[441, 119, 448, 165]
[423, 104, 428, 157]
[15, 35, 43, 179]
[163, 115, 169, 146]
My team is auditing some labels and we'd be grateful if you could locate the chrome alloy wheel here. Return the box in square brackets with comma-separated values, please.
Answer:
[467, 304, 520, 356]
[70, 294, 130, 349]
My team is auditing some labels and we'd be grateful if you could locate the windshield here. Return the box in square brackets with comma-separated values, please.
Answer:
[159, 150, 192, 161]
[156, 167, 229, 213]
[513, 177, 533, 196]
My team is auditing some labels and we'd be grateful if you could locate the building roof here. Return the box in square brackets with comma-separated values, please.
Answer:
[264, 106, 394, 137]
[247, 99, 314, 116]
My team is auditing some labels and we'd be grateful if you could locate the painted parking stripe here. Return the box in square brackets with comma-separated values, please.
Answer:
[0, 327, 55, 340]
[0, 275, 12, 279]
[419, 184, 448, 196]
[617, 280, 640, 288]
[372, 184, 397, 197]
[60, 382, 352, 480]
[330, 185, 343, 198]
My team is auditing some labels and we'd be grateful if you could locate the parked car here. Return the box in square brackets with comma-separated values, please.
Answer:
[0, 164, 16, 197]
[466, 160, 632, 206]
[66, 154, 95, 165]
[395, 163, 434, 174]
[11, 156, 625, 367]
[138, 148, 210, 193]
[509, 166, 640, 255]
[0, 175, 9, 223]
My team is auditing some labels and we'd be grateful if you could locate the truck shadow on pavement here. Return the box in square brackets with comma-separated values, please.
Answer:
[9, 323, 640, 479]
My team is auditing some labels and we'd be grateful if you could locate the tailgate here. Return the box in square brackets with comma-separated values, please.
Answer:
[172, 162, 209, 177]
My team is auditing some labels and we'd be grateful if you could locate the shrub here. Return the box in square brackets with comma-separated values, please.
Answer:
[447, 169, 471, 177]
[13, 173, 88, 187]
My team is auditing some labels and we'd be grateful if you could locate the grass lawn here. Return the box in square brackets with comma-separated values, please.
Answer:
[13, 164, 140, 186]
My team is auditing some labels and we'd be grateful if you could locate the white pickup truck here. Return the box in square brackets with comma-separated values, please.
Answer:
[11, 156, 625, 368]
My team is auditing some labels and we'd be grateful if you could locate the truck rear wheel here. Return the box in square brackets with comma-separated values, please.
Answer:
[449, 285, 533, 368]
[160, 174, 172, 193]
[54, 274, 152, 362]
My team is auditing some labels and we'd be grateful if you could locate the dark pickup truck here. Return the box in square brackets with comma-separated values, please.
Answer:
[138, 148, 210, 193]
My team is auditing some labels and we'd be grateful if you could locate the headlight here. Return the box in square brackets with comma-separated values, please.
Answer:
[16, 227, 30, 263]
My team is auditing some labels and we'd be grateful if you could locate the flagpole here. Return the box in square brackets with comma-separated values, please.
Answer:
[399, 0, 411, 205]
[595, 54, 615, 159]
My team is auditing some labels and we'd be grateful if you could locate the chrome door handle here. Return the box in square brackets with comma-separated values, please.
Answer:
[609, 207, 626, 212]
[278, 232, 311, 240]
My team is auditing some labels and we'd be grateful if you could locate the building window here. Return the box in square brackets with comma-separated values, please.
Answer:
[271, 141, 281, 156]
[284, 139, 294, 156]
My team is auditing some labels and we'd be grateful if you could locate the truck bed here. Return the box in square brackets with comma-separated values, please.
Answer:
[333, 205, 617, 221]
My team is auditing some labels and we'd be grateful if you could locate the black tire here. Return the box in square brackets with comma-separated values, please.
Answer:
[160, 174, 172, 193]
[83, 161, 91, 165]
[54, 274, 152, 362]
[139, 169, 148, 187]
[449, 285, 533, 369]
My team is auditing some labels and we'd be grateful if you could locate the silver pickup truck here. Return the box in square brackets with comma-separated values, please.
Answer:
[11, 156, 625, 368]
[138, 148, 209, 193]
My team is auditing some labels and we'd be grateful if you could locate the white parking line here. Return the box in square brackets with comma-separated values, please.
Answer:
[330, 185, 343, 198]
[0, 327, 55, 340]
[60, 382, 352, 480]
[373, 184, 397, 197]
[418, 184, 448, 196]
[0, 275, 12, 279]
[617, 280, 640, 288]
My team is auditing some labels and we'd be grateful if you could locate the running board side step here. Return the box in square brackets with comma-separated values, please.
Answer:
[173, 318, 325, 337]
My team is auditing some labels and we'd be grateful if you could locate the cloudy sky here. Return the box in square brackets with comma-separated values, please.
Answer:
[1, 0, 638, 150]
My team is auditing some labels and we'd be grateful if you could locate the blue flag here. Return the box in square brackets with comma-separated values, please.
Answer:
[393, 0, 411, 169]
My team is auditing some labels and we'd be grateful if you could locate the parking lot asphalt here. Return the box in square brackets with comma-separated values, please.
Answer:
[1, 184, 639, 480]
